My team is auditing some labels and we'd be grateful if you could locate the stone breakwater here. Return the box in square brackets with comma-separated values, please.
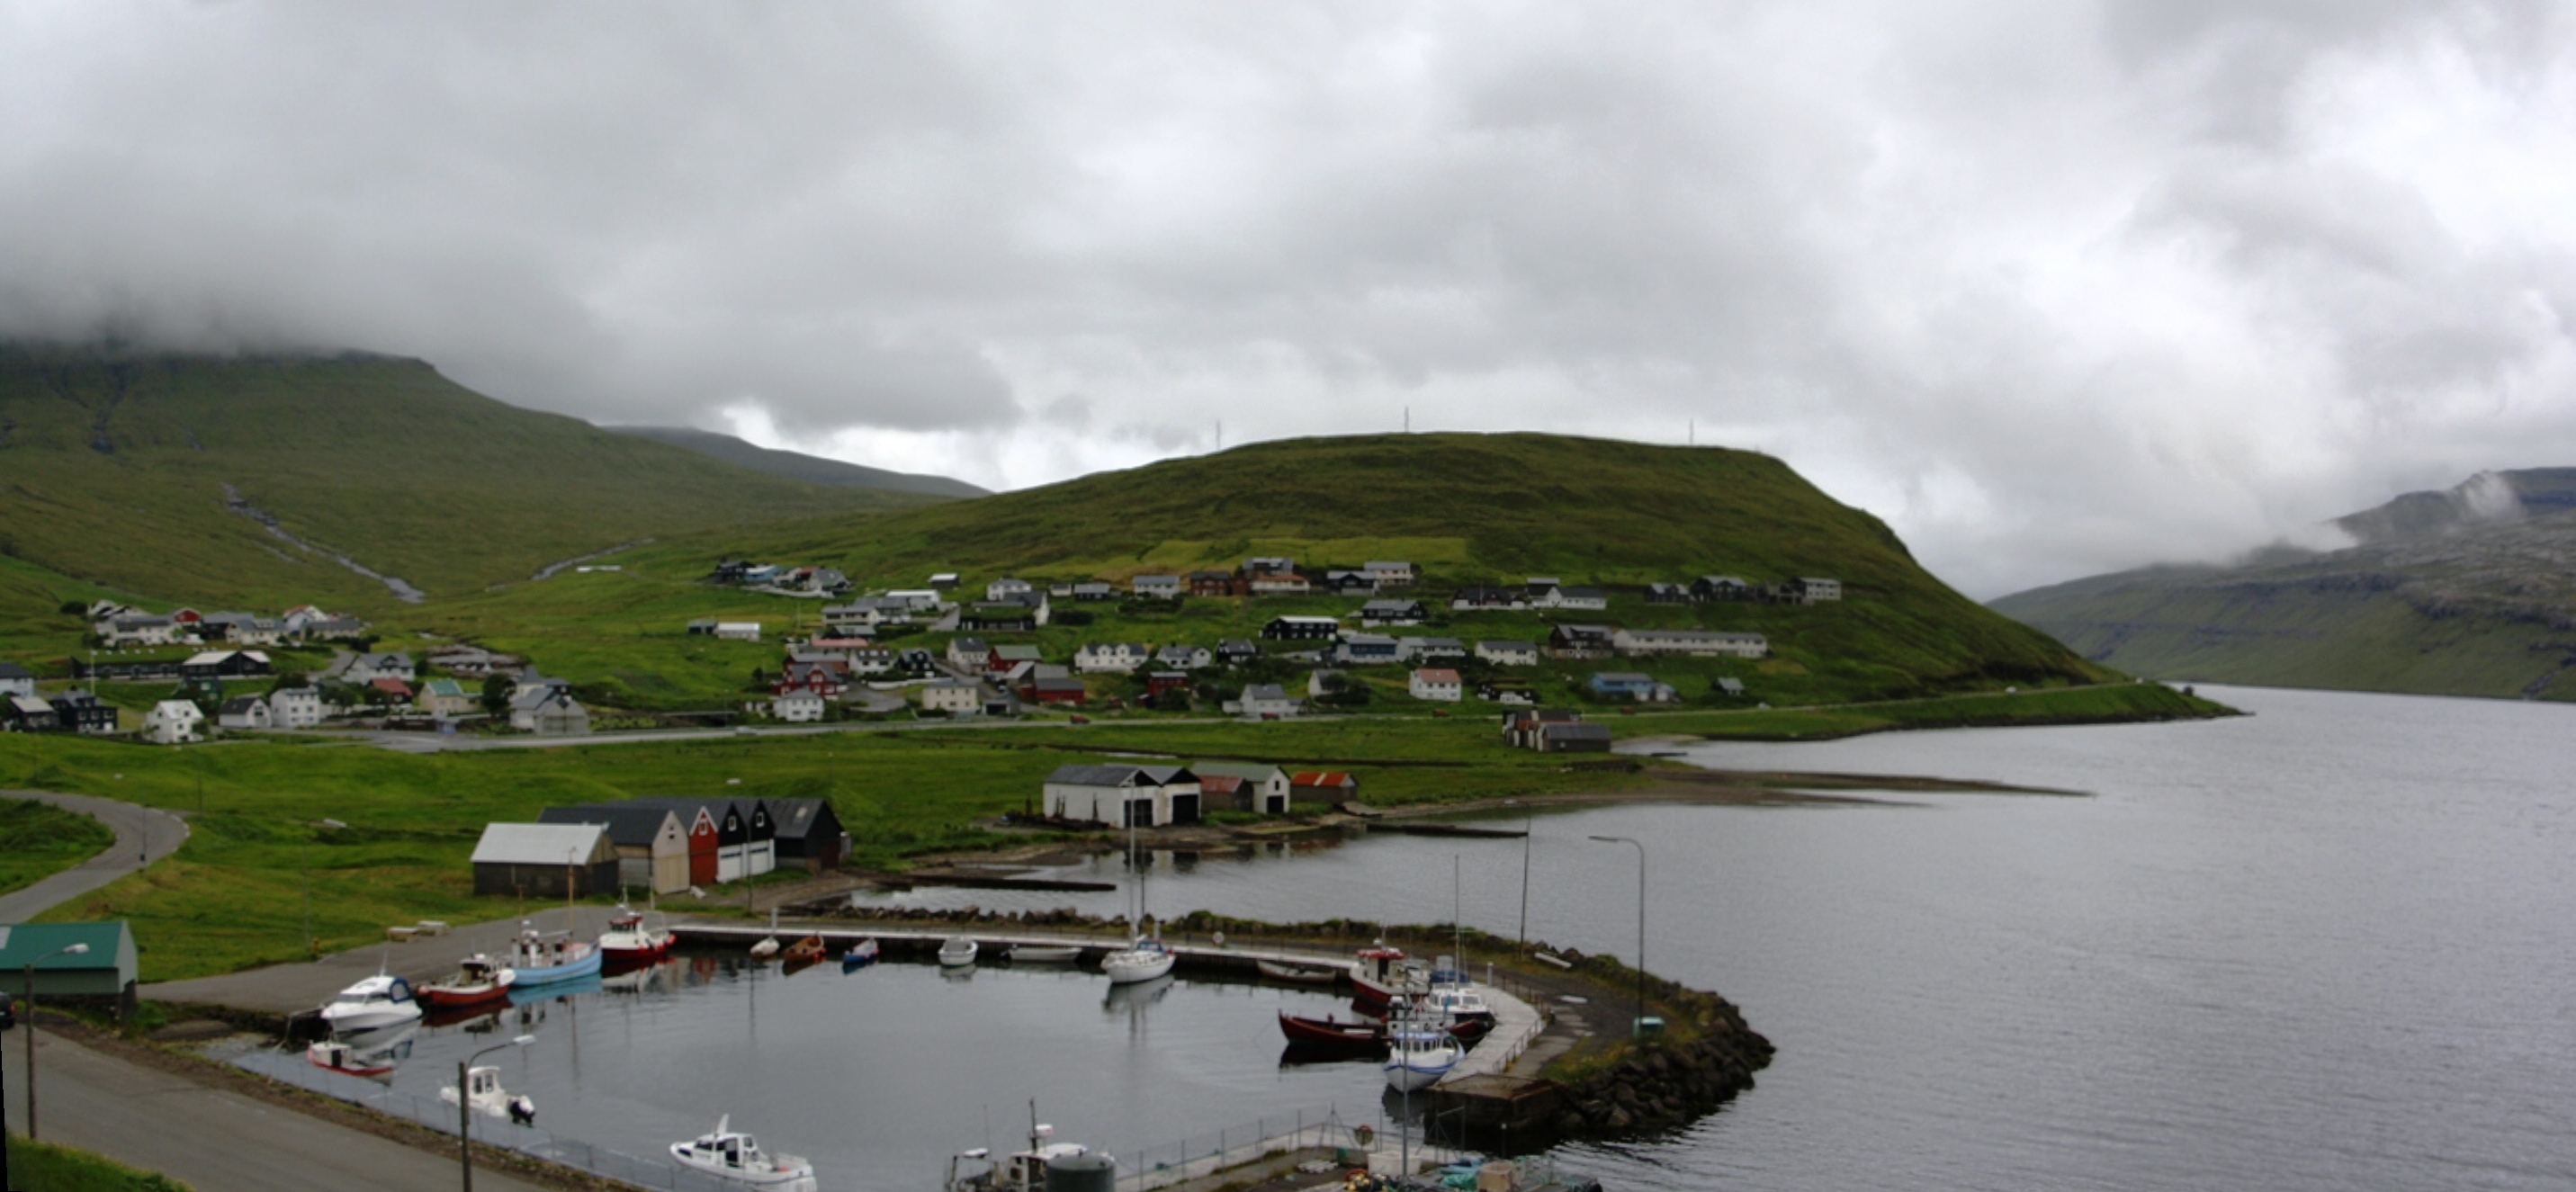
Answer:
[1530, 944, 1775, 1137]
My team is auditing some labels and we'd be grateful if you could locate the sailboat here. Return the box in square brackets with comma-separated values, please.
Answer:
[1100, 811, 1174, 985]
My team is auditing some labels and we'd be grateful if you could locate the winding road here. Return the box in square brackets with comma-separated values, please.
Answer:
[1, 788, 546, 1191]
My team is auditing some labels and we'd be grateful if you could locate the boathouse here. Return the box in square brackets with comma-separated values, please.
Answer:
[1288, 771, 1359, 805]
[469, 823, 619, 898]
[767, 797, 849, 872]
[0, 921, 139, 1017]
[1043, 764, 1203, 827]
[536, 804, 691, 894]
[627, 799, 721, 886]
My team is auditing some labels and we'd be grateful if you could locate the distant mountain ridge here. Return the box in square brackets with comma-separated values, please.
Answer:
[1993, 468, 2576, 701]
[609, 426, 986, 498]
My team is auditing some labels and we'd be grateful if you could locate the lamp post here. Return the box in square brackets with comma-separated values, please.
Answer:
[22, 942, 93, 1139]
[458, 1034, 534, 1192]
[1588, 836, 1647, 1035]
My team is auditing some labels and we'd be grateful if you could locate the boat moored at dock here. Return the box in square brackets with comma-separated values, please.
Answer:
[417, 954, 515, 1008]
[938, 937, 980, 967]
[507, 924, 603, 987]
[669, 1116, 819, 1190]
[597, 906, 676, 968]
[318, 974, 422, 1035]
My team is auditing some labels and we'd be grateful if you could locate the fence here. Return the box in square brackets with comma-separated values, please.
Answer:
[232, 1050, 739, 1192]
[1112, 1101, 1491, 1192]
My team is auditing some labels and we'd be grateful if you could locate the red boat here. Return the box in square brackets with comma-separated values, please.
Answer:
[307, 1038, 397, 1078]
[599, 906, 676, 969]
[417, 954, 516, 1008]
[1279, 1010, 1386, 1049]
[1349, 944, 1416, 1011]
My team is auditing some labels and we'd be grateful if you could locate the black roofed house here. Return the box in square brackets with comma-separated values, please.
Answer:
[1189, 569, 1246, 596]
[181, 650, 273, 680]
[216, 695, 271, 730]
[1546, 623, 1617, 658]
[0, 660, 36, 698]
[1358, 599, 1428, 626]
[538, 803, 690, 893]
[1536, 721, 1615, 752]
[1321, 570, 1379, 595]
[1789, 578, 1844, 603]
[767, 797, 849, 872]
[49, 690, 117, 734]
[1645, 582, 1692, 605]
[1502, 707, 1583, 748]
[1692, 575, 1751, 602]
[1217, 639, 1260, 663]
[4, 695, 58, 732]
[470, 822, 619, 897]
[1261, 615, 1340, 641]
[1450, 586, 1529, 612]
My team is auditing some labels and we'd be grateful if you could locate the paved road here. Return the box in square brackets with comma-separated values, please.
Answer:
[2, 1026, 545, 1192]
[0, 788, 190, 924]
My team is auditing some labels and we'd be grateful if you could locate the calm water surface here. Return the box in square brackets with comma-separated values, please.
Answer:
[412, 686, 2576, 1190]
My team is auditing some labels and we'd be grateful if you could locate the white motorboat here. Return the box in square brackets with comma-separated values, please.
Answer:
[669, 1116, 819, 1191]
[441, 1064, 535, 1125]
[1100, 937, 1174, 984]
[1382, 1027, 1465, 1092]
[938, 937, 980, 967]
[1416, 984, 1495, 1026]
[1005, 943, 1082, 963]
[318, 974, 423, 1034]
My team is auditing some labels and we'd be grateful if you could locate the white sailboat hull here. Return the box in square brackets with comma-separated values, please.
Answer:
[1101, 949, 1175, 984]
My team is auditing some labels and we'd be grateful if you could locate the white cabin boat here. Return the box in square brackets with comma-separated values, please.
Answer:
[440, 1065, 534, 1125]
[1382, 1027, 1465, 1092]
[319, 974, 422, 1034]
[1100, 937, 1174, 984]
[669, 1116, 818, 1190]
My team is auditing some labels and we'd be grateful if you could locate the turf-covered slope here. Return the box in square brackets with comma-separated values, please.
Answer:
[0, 345, 935, 612]
[718, 432, 2109, 693]
[612, 426, 988, 498]
[1993, 483, 2576, 701]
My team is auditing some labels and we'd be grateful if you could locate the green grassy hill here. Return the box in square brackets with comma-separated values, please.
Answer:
[1993, 474, 2576, 701]
[0, 345, 940, 616]
[612, 425, 989, 497]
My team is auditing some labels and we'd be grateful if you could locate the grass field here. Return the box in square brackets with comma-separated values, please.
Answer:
[0, 799, 115, 896]
[4, 1133, 192, 1191]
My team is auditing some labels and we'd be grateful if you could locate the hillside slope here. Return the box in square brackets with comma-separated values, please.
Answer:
[1993, 471, 2576, 701]
[611, 426, 988, 497]
[653, 432, 2109, 697]
[0, 345, 940, 614]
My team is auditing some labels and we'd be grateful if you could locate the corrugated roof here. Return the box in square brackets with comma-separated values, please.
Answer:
[470, 822, 609, 865]
[1046, 764, 1142, 787]
[1194, 761, 1285, 782]
[0, 922, 131, 970]
[535, 804, 679, 847]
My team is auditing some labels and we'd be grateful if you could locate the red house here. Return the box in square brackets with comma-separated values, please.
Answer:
[1145, 672, 1190, 698]
[1023, 677, 1088, 706]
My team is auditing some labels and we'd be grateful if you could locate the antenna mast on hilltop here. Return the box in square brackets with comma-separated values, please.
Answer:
[1689, 418, 1695, 447]
[1404, 407, 1411, 434]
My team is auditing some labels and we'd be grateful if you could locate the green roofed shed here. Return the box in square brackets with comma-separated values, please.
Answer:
[0, 921, 139, 999]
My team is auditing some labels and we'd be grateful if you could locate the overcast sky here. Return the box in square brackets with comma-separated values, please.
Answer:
[5, 2, 2574, 596]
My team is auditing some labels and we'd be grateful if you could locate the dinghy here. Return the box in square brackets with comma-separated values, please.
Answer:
[938, 937, 980, 967]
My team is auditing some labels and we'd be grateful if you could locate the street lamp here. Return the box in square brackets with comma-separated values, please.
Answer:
[20, 942, 92, 1140]
[1588, 836, 1649, 1035]
[458, 1034, 534, 1192]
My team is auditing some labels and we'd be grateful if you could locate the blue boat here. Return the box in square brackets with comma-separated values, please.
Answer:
[840, 937, 880, 972]
[507, 925, 604, 987]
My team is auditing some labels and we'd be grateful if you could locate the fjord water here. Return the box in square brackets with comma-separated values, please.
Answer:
[398, 686, 2573, 1190]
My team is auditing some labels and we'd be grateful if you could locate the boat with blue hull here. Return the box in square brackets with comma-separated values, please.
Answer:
[507, 923, 603, 987]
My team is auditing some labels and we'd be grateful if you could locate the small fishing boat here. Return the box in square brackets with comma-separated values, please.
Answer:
[1100, 936, 1173, 984]
[1382, 1028, 1465, 1092]
[597, 906, 676, 968]
[1415, 984, 1496, 1028]
[945, 1105, 1100, 1192]
[1277, 1009, 1385, 1050]
[669, 1116, 819, 1190]
[417, 954, 515, 1009]
[781, 935, 826, 963]
[938, 937, 980, 967]
[441, 1064, 536, 1125]
[749, 908, 783, 958]
[306, 1036, 399, 1078]
[1005, 943, 1082, 963]
[1254, 958, 1342, 985]
[507, 924, 604, 987]
[1349, 943, 1420, 1010]
[318, 974, 422, 1034]
[840, 937, 881, 972]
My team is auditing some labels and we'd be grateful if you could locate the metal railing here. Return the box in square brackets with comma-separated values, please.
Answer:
[231, 1050, 739, 1192]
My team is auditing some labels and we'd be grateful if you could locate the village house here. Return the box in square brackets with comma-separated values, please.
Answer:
[1074, 641, 1152, 674]
[773, 661, 848, 700]
[368, 677, 415, 704]
[99, 614, 181, 647]
[986, 577, 1034, 602]
[510, 686, 592, 736]
[1644, 582, 1692, 605]
[267, 686, 324, 729]
[1042, 764, 1203, 826]
[1333, 634, 1402, 666]
[142, 699, 204, 744]
[771, 688, 828, 722]
[1144, 671, 1191, 699]
[1358, 598, 1429, 626]
[300, 616, 371, 641]
[1476, 640, 1541, 667]
[1243, 556, 1298, 576]
[1064, 581, 1117, 602]
[1023, 676, 1088, 706]
[422, 674, 479, 715]
[1289, 770, 1359, 805]
[1398, 636, 1467, 662]
[1450, 586, 1529, 612]
[4, 695, 59, 732]
[178, 650, 272, 682]
[987, 643, 1045, 674]
[1192, 761, 1293, 813]
[1692, 575, 1752, 602]
[947, 637, 992, 670]
[428, 644, 520, 676]
[821, 597, 911, 628]
[0, 660, 33, 697]
[1247, 571, 1313, 596]
[1789, 578, 1844, 603]
[346, 652, 416, 684]
[929, 572, 961, 591]
[885, 589, 946, 612]
[1229, 683, 1300, 720]
[962, 596, 1047, 632]
[1588, 672, 1680, 703]
[49, 691, 116, 734]
[1409, 668, 1464, 702]
[1363, 560, 1419, 587]
[847, 647, 897, 675]
[1611, 628, 1770, 659]
[1478, 678, 1537, 704]
[766, 796, 850, 872]
[1189, 569, 1247, 596]
[1261, 615, 1340, 641]
[1319, 570, 1378, 596]
[1132, 575, 1182, 599]
[1217, 639, 1261, 664]
[1153, 643, 1213, 670]
[216, 695, 272, 730]
[1715, 677, 1748, 697]
[469, 823, 619, 897]
[1547, 624, 1619, 658]
[1532, 583, 1609, 611]
[536, 804, 690, 893]
[1502, 708, 1580, 748]
[615, 798, 774, 882]
[920, 679, 983, 714]
[713, 622, 762, 642]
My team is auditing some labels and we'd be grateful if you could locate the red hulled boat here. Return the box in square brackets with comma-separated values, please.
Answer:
[599, 906, 677, 969]
[1349, 943, 1418, 1011]
[417, 954, 516, 1008]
